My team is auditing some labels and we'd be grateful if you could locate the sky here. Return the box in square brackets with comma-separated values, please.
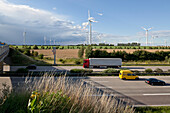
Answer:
[0, 0, 170, 46]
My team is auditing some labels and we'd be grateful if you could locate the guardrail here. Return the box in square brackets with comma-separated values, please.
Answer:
[0, 45, 9, 62]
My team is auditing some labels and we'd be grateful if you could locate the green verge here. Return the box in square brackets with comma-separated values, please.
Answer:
[8, 48, 49, 66]
[135, 106, 170, 113]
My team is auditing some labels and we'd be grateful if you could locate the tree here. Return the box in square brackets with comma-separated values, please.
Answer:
[38, 54, 44, 59]
[78, 46, 85, 58]
[85, 45, 93, 58]
[33, 45, 38, 49]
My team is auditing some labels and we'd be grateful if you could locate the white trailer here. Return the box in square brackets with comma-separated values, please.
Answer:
[89, 58, 122, 68]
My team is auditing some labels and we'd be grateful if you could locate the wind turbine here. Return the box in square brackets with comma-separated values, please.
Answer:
[82, 10, 98, 45]
[44, 36, 46, 45]
[141, 27, 152, 46]
[23, 29, 26, 45]
[151, 35, 158, 46]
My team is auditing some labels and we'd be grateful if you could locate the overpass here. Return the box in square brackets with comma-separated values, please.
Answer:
[0, 45, 9, 73]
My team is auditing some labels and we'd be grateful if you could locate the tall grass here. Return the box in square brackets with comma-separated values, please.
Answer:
[0, 75, 135, 113]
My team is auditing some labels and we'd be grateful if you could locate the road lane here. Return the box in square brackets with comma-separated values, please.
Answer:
[83, 76, 170, 106]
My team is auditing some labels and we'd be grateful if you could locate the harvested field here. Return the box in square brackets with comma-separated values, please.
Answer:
[33, 49, 170, 59]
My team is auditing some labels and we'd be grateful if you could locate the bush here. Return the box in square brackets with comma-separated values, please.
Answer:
[145, 68, 153, 73]
[154, 68, 163, 73]
[16, 68, 28, 73]
[103, 68, 119, 73]
[41, 45, 44, 49]
[23, 49, 31, 56]
[33, 51, 38, 57]
[168, 69, 170, 73]
[38, 54, 44, 59]
[70, 69, 93, 73]
[33, 45, 38, 49]
[74, 60, 81, 65]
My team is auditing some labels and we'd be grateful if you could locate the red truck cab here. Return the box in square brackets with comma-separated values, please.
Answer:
[83, 59, 89, 68]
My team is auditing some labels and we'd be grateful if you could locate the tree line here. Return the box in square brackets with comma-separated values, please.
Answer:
[79, 45, 170, 61]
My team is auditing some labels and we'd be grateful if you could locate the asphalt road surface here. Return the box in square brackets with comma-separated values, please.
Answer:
[3, 65, 170, 72]
[82, 76, 170, 106]
[0, 76, 170, 106]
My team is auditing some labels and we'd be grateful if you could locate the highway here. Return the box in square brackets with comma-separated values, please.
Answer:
[0, 76, 170, 106]
[3, 65, 170, 72]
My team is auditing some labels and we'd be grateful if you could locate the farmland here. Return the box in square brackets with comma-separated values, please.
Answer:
[10, 45, 170, 65]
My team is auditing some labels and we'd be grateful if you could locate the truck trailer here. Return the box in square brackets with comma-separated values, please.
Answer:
[83, 58, 122, 68]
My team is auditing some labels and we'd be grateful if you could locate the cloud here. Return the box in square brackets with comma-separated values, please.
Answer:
[53, 7, 56, 10]
[0, 0, 85, 45]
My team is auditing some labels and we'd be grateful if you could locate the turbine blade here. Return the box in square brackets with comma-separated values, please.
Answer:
[148, 27, 152, 30]
[141, 27, 146, 30]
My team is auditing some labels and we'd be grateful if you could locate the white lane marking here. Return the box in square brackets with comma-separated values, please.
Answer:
[95, 81, 109, 82]
[143, 93, 170, 96]
[97, 86, 112, 89]
[89, 77, 118, 78]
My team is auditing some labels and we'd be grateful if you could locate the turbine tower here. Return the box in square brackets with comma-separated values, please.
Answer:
[142, 27, 152, 46]
[23, 29, 26, 45]
[82, 10, 97, 45]
[44, 36, 46, 45]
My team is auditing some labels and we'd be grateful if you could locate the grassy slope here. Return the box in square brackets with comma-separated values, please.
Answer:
[8, 48, 48, 66]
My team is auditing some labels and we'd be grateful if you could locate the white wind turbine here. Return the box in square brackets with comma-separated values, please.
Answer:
[44, 36, 46, 45]
[141, 27, 152, 46]
[23, 29, 26, 45]
[151, 35, 158, 46]
[82, 10, 98, 45]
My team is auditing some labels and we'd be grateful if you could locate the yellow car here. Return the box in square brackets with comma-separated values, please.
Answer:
[119, 70, 139, 80]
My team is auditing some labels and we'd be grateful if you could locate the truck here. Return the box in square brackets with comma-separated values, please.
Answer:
[83, 58, 122, 68]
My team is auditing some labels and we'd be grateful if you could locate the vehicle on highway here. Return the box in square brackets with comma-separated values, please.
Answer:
[26, 64, 37, 70]
[119, 70, 139, 80]
[83, 58, 122, 68]
[145, 78, 166, 85]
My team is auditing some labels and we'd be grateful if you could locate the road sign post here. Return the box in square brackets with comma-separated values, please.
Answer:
[52, 47, 56, 65]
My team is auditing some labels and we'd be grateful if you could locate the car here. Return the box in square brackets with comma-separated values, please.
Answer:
[145, 78, 165, 86]
[26, 64, 37, 70]
[119, 70, 139, 80]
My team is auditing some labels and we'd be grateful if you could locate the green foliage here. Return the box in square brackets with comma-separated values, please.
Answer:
[154, 68, 163, 73]
[41, 45, 44, 49]
[74, 59, 81, 64]
[145, 68, 153, 73]
[38, 54, 44, 59]
[102, 68, 119, 73]
[58, 58, 66, 64]
[0, 91, 30, 113]
[23, 49, 31, 56]
[16, 68, 28, 73]
[78, 46, 85, 58]
[33, 51, 38, 57]
[27, 91, 71, 113]
[85, 45, 93, 58]
[135, 106, 170, 113]
[70, 69, 93, 73]
[168, 69, 170, 72]
[33, 45, 38, 49]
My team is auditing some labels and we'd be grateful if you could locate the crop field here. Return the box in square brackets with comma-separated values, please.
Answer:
[33, 49, 170, 59]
